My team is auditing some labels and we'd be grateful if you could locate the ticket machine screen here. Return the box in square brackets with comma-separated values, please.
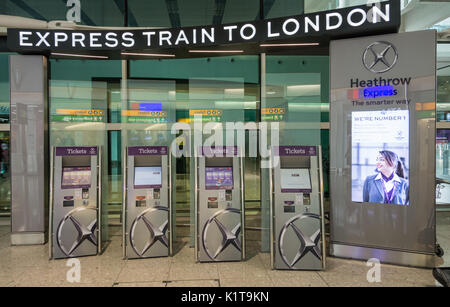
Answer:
[134, 166, 162, 189]
[280, 168, 311, 192]
[61, 167, 91, 189]
[205, 167, 233, 190]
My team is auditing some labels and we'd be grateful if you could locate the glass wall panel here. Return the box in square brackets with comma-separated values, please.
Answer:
[0, 53, 11, 225]
[129, 56, 260, 248]
[50, 59, 121, 247]
[0, 54, 11, 124]
[0, 131, 10, 225]
[437, 45, 450, 122]
[127, 0, 260, 27]
[120, 78, 178, 244]
[264, 0, 304, 19]
[107, 130, 122, 226]
[108, 82, 122, 123]
[436, 43, 450, 208]
[304, 0, 388, 14]
[261, 55, 327, 251]
[0, 0, 125, 26]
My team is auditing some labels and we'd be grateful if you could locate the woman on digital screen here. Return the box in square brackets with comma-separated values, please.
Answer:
[362, 150, 409, 205]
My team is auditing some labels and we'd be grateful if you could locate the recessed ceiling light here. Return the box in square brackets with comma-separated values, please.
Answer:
[260, 43, 319, 47]
[189, 50, 244, 53]
[121, 52, 175, 57]
[51, 53, 109, 59]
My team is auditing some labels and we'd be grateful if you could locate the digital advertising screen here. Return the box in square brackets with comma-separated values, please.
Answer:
[351, 110, 409, 205]
[61, 167, 91, 189]
[134, 166, 162, 189]
[280, 168, 312, 193]
[205, 167, 233, 190]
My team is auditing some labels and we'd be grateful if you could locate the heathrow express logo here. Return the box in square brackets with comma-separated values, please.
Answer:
[57, 206, 97, 257]
[130, 206, 169, 257]
[362, 41, 398, 73]
[278, 213, 321, 269]
[202, 208, 241, 261]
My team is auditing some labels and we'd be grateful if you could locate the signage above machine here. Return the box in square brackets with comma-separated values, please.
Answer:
[128, 146, 168, 156]
[200, 146, 239, 157]
[56, 146, 98, 156]
[7, 2, 400, 53]
[275, 146, 317, 157]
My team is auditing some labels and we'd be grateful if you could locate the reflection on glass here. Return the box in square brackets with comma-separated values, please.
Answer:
[0, 132, 10, 223]
[127, 56, 260, 245]
[437, 130, 450, 205]
[437, 75, 450, 122]
[49, 75, 110, 243]
[304, 0, 388, 13]
[261, 55, 326, 252]
[436, 44, 450, 206]
[0, 0, 124, 26]
[127, 0, 260, 27]
[0, 54, 10, 124]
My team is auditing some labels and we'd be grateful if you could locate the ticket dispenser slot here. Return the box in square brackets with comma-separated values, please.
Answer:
[124, 146, 171, 259]
[50, 146, 100, 259]
[271, 146, 325, 270]
[196, 146, 244, 263]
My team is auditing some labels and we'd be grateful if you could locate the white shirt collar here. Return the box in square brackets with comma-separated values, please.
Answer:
[375, 172, 401, 182]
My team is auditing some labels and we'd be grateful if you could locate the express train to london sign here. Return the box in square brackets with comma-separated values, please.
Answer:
[7, 2, 400, 53]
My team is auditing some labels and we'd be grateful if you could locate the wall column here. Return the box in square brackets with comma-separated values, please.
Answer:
[10, 55, 48, 245]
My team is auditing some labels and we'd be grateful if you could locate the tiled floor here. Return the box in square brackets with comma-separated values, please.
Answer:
[0, 212, 449, 287]
[437, 211, 450, 267]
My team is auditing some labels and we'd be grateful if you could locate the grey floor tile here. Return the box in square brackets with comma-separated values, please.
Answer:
[217, 255, 268, 280]
[116, 259, 170, 283]
[167, 280, 219, 287]
[113, 281, 166, 287]
[169, 262, 219, 281]
[270, 274, 329, 287]
[59, 282, 115, 287]
[220, 277, 274, 287]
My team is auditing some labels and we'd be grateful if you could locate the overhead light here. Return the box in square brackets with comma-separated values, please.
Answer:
[189, 50, 244, 53]
[215, 101, 258, 109]
[121, 52, 175, 57]
[287, 84, 321, 96]
[64, 122, 104, 130]
[51, 52, 109, 59]
[224, 88, 245, 97]
[260, 43, 319, 47]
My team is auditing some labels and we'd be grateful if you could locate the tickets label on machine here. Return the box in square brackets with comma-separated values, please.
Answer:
[196, 146, 245, 262]
[50, 146, 100, 259]
[124, 146, 172, 259]
[271, 146, 325, 270]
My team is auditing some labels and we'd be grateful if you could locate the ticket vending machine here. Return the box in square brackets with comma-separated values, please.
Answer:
[195, 146, 245, 262]
[49, 146, 101, 259]
[271, 146, 325, 270]
[123, 146, 172, 259]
